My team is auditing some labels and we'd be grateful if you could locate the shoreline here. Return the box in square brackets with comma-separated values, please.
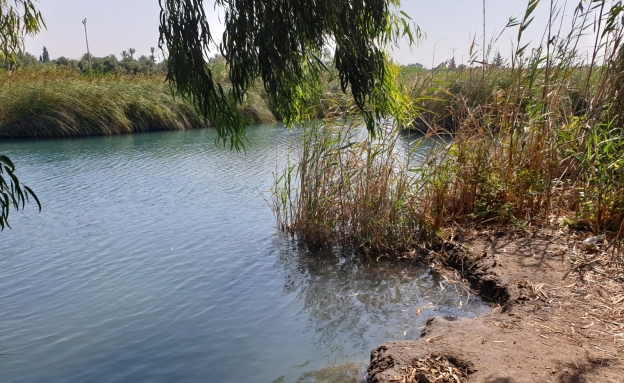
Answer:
[367, 226, 624, 382]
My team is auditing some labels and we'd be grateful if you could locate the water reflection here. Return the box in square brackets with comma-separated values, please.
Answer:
[276, 236, 488, 364]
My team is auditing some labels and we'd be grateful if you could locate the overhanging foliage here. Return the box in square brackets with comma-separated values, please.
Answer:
[0, 0, 44, 229]
[159, 0, 418, 148]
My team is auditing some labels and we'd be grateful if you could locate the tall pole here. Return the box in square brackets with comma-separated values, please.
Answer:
[82, 18, 91, 70]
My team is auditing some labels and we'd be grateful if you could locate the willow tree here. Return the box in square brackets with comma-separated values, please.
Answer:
[0, 0, 44, 229]
[159, 0, 417, 148]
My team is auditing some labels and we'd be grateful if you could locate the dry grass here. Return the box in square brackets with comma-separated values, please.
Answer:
[405, 1, 624, 247]
[458, 224, 624, 354]
[495, 229, 624, 356]
[389, 356, 469, 383]
[554, 232, 624, 352]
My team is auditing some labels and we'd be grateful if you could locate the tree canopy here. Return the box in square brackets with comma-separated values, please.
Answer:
[159, 0, 417, 148]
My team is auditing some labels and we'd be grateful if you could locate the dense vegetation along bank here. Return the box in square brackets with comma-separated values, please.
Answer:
[273, 0, 624, 255]
[3, 0, 624, 249]
[266, 1, 624, 380]
[0, 49, 353, 140]
[0, 69, 278, 138]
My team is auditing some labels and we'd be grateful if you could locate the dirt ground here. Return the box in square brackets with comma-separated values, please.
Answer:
[367, 226, 624, 383]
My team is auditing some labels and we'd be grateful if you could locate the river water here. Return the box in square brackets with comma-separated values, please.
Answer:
[0, 125, 487, 383]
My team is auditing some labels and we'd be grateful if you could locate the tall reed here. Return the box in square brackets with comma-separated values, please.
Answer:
[0, 68, 277, 138]
[272, 120, 429, 256]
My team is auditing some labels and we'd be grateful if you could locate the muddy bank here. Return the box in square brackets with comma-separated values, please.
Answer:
[367, 228, 624, 382]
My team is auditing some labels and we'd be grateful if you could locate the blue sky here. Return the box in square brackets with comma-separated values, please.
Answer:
[25, 0, 593, 67]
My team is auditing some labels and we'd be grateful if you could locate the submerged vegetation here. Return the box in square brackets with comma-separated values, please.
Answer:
[273, 0, 624, 255]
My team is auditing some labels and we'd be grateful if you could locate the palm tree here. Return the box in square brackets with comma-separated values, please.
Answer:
[128, 48, 136, 59]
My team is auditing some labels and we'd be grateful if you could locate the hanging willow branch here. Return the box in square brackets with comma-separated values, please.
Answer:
[0, 0, 46, 61]
[0, 0, 44, 230]
[159, 0, 418, 149]
[0, 155, 40, 230]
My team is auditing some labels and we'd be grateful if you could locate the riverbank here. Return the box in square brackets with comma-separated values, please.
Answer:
[0, 69, 277, 138]
[367, 225, 624, 382]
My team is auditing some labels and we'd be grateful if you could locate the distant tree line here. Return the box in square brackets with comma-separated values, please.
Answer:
[1, 46, 167, 75]
[404, 51, 507, 71]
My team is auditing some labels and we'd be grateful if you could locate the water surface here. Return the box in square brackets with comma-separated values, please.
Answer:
[0, 125, 487, 382]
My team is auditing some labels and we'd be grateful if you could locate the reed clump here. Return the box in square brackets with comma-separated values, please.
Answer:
[272, 121, 428, 256]
[0, 68, 205, 137]
[0, 68, 277, 138]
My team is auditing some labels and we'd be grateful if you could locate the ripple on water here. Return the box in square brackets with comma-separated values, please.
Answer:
[0, 125, 487, 383]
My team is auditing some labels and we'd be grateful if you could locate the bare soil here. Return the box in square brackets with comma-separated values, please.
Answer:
[367, 226, 624, 383]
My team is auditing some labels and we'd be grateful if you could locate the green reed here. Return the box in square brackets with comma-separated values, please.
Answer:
[408, 0, 624, 246]
[0, 68, 277, 139]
